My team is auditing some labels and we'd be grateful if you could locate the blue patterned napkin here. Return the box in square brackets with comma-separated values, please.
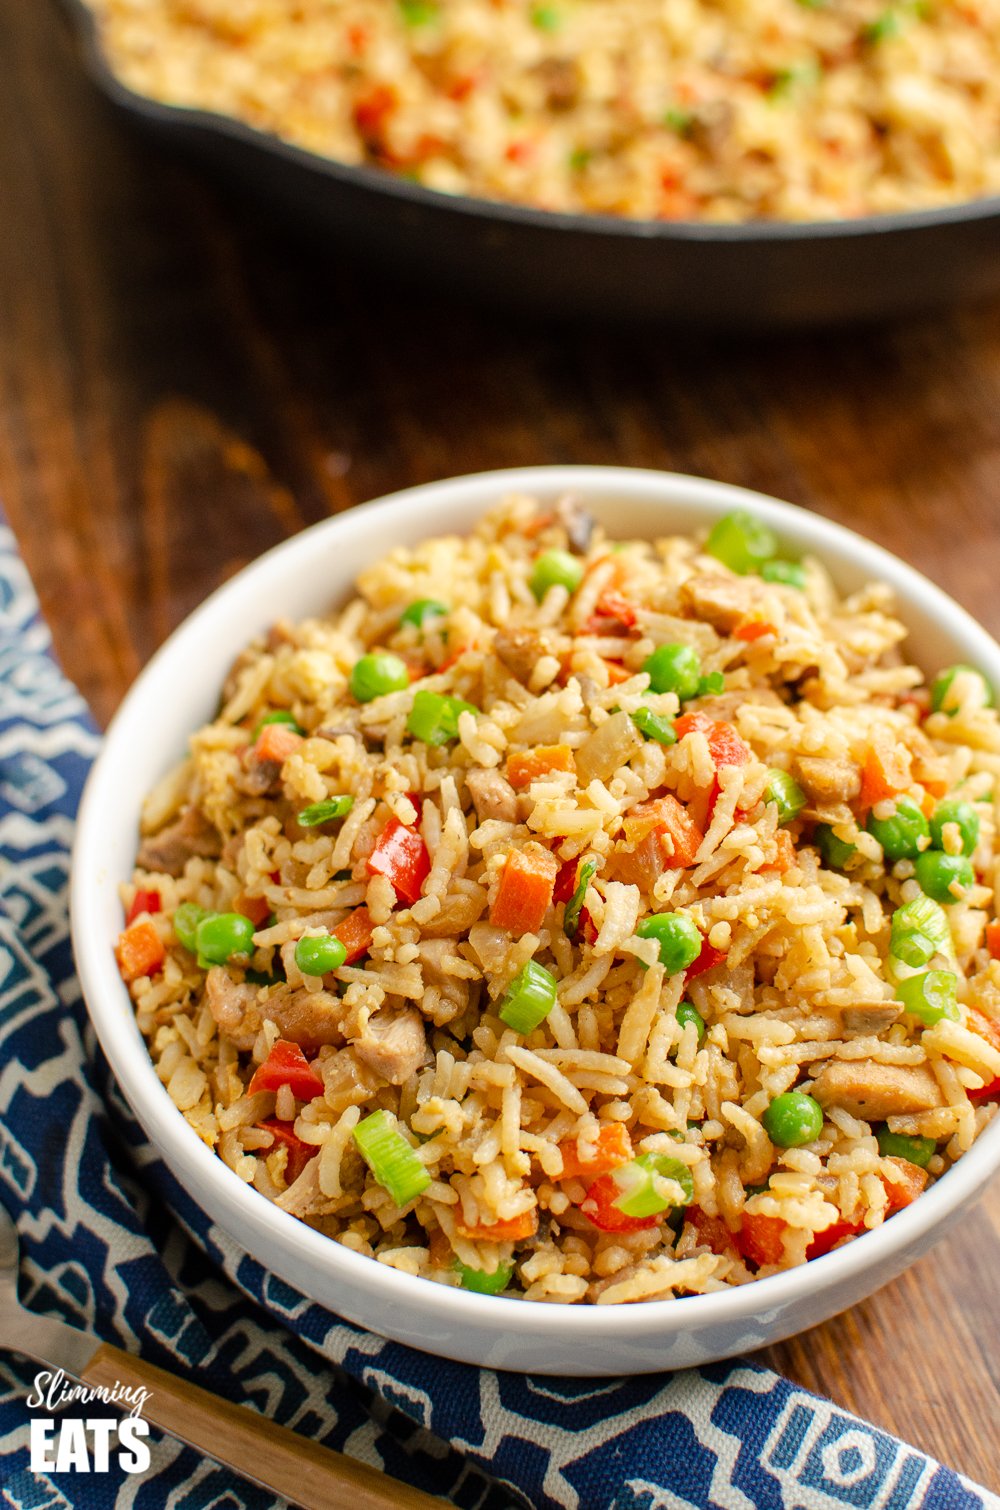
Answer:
[0, 517, 994, 1510]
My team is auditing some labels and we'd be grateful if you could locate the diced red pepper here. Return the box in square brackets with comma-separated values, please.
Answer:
[582, 592, 638, 635]
[964, 1006, 1000, 1100]
[490, 849, 558, 934]
[125, 888, 161, 927]
[557, 1123, 632, 1182]
[554, 858, 579, 904]
[685, 938, 727, 980]
[675, 714, 752, 770]
[735, 1212, 787, 1267]
[353, 84, 396, 150]
[333, 906, 375, 965]
[580, 1172, 660, 1233]
[116, 920, 165, 983]
[986, 923, 1000, 960]
[806, 1218, 864, 1260]
[969, 1076, 1000, 1102]
[367, 817, 431, 905]
[258, 1119, 318, 1184]
[579, 908, 598, 945]
[248, 1040, 325, 1101]
[687, 1206, 737, 1256]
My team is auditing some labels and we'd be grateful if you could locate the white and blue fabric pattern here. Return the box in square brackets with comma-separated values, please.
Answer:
[0, 517, 994, 1510]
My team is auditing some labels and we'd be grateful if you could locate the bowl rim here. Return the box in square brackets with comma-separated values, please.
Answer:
[60, 0, 1000, 246]
[71, 463, 1000, 1342]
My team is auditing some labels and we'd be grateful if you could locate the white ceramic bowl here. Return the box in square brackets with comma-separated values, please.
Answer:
[71, 466, 1000, 1375]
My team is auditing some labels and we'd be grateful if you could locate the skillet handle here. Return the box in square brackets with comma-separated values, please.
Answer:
[82, 1341, 445, 1509]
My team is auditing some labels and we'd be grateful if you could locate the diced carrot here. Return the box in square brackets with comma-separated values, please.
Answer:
[455, 1209, 539, 1242]
[655, 793, 705, 867]
[881, 1158, 929, 1212]
[985, 921, 1000, 960]
[125, 888, 161, 926]
[257, 1119, 318, 1184]
[602, 658, 633, 686]
[522, 511, 554, 539]
[736, 1212, 787, 1267]
[583, 592, 638, 634]
[734, 619, 777, 642]
[617, 794, 704, 886]
[762, 828, 796, 874]
[966, 1004, 1000, 1055]
[116, 919, 165, 984]
[557, 1123, 632, 1182]
[806, 1217, 863, 1260]
[490, 849, 558, 934]
[234, 891, 271, 927]
[437, 645, 469, 674]
[353, 84, 396, 148]
[507, 746, 575, 789]
[685, 939, 726, 980]
[686, 1206, 737, 1257]
[253, 723, 303, 765]
[858, 739, 911, 812]
[333, 906, 375, 965]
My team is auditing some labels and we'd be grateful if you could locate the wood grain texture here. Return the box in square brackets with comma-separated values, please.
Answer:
[83, 1343, 445, 1508]
[2, 0, 999, 1491]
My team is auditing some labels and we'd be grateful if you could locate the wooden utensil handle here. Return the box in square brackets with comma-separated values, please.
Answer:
[83, 1342, 444, 1509]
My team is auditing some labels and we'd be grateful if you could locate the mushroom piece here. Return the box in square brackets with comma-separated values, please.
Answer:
[493, 628, 546, 686]
[555, 494, 596, 554]
[137, 805, 221, 876]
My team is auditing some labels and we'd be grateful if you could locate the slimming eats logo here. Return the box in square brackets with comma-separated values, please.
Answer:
[27, 1369, 152, 1475]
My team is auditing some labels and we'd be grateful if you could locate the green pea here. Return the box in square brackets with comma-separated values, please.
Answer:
[761, 560, 807, 590]
[349, 652, 410, 703]
[531, 3, 561, 28]
[930, 664, 994, 717]
[399, 0, 437, 23]
[400, 598, 449, 629]
[764, 769, 807, 825]
[814, 823, 856, 870]
[173, 902, 208, 952]
[636, 913, 703, 974]
[195, 912, 256, 966]
[929, 799, 980, 857]
[866, 797, 929, 862]
[529, 549, 584, 601]
[875, 1126, 936, 1168]
[675, 1000, 706, 1045]
[914, 850, 975, 905]
[253, 709, 304, 739]
[295, 934, 348, 976]
[642, 643, 701, 700]
[705, 510, 779, 575]
[762, 1091, 824, 1148]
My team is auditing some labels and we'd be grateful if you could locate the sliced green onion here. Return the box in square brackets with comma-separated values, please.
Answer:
[298, 795, 355, 827]
[407, 689, 480, 746]
[764, 769, 807, 825]
[612, 1153, 695, 1218]
[895, 969, 959, 1026]
[531, 3, 561, 30]
[529, 549, 584, 601]
[890, 895, 954, 969]
[253, 709, 304, 739]
[399, 0, 438, 24]
[761, 560, 807, 590]
[875, 1126, 936, 1168]
[564, 858, 598, 940]
[696, 671, 726, 696]
[454, 1259, 514, 1294]
[353, 1109, 431, 1207]
[173, 901, 208, 951]
[497, 960, 558, 1034]
[630, 706, 677, 745]
[814, 823, 856, 870]
[864, 10, 902, 42]
[705, 510, 779, 575]
[400, 598, 449, 628]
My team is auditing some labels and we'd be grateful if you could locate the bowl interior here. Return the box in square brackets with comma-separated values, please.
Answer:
[71, 466, 1000, 1365]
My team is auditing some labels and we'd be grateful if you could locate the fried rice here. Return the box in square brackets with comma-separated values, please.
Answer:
[86, 0, 1000, 222]
[116, 494, 1000, 1304]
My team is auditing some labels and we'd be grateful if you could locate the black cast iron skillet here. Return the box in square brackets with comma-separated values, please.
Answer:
[59, 0, 1000, 330]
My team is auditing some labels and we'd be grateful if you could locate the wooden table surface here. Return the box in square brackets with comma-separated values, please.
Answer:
[3, 0, 999, 1493]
